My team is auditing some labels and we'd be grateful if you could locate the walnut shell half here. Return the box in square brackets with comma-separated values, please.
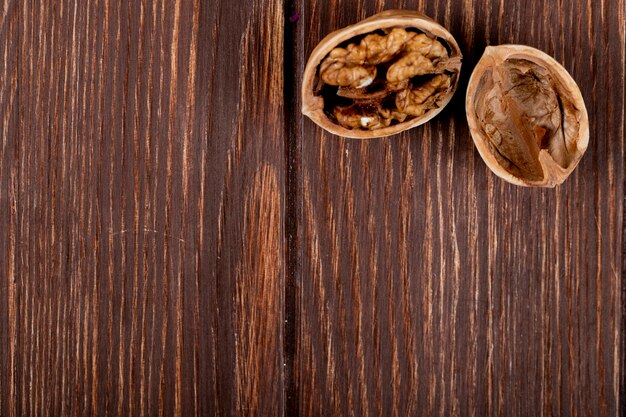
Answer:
[466, 45, 589, 187]
[302, 10, 462, 138]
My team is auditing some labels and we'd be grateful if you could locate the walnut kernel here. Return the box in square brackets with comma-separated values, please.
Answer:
[302, 10, 462, 138]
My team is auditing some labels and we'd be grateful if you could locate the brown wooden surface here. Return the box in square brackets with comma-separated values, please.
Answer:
[0, 0, 624, 416]
[1, 0, 285, 415]
[295, 0, 625, 415]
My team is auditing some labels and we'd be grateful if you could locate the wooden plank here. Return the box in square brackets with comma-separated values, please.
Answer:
[7, 1, 285, 416]
[0, 1, 20, 417]
[294, 1, 624, 416]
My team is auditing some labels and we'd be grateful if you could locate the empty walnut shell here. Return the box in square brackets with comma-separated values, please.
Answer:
[466, 45, 589, 187]
[302, 10, 462, 138]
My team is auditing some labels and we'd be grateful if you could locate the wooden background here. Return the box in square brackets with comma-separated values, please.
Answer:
[0, 0, 623, 416]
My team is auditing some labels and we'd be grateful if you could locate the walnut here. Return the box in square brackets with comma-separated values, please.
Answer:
[404, 34, 448, 59]
[319, 45, 377, 88]
[333, 102, 409, 131]
[396, 74, 451, 116]
[358, 27, 416, 64]
[466, 45, 589, 187]
[302, 10, 462, 138]
[336, 79, 409, 100]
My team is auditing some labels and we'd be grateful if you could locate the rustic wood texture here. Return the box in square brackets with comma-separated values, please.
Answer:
[0, 0, 623, 416]
[0, 1, 20, 415]
[2, 0, 284, 416]
[294, 1, 624, 416]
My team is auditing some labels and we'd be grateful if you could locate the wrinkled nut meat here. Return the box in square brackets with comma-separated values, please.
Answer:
[302, 10, 462, 138]
[466, 45, 589, 187]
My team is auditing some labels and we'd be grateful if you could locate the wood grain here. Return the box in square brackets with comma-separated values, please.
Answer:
[0, 1, 20, 416]
[0, 0, 624, 416]
[2, 0, 284, 416]
[294, 0, 624, 416]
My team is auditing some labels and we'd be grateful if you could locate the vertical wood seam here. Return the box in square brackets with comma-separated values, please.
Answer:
[283, 0, 302, 416]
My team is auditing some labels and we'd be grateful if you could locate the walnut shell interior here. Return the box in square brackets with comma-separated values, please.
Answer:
[302, 10, 462, 138]
[466, 45, 589, 187]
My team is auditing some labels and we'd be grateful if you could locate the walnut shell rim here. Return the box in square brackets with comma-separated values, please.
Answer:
[465, 44, 590, 187]
[301, 10, 462, 139]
